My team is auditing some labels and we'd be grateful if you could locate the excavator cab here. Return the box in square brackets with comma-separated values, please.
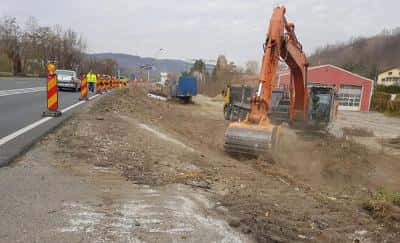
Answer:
[307, 85, 337, 128]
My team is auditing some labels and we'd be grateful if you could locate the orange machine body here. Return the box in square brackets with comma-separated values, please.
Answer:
[247, 6, 308, 126]
[224, 6, 309, 155]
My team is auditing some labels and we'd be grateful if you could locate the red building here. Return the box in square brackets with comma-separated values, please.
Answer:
[276, 64, 374, 112]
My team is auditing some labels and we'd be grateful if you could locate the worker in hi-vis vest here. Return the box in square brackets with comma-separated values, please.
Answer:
[87, 70, 97, 92]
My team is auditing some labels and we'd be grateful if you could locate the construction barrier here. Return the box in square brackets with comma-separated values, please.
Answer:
[79, 77, 89, 101]
[42, 63, 61, 117]
[104, 76, 108, 92]
[101, 76, 106, 93]
[108, 77, 112, 90]
[96, 75, 102, 94]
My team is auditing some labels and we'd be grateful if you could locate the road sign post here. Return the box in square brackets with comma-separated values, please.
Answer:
[42, 64, 61, 117]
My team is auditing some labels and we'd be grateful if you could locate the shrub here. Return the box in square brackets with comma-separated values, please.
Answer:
[371, 187, 400, 207]
[376, 85, 400, 94]
[385, 100, 400, 116]
[371, 92, 391, 112]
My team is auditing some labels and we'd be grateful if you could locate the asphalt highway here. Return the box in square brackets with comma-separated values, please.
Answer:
[0, 77, 103, 167]
[0, 77, 93, 138]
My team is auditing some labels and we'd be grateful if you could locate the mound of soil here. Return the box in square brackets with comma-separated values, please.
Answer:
[51, 86, 400, 242]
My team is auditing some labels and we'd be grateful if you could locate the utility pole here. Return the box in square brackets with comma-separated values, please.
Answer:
[139, 48, 166, 83]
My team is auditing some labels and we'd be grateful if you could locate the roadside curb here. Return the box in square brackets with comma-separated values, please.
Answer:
[0, 93, 104, 168]
[0, 114, 73, 167]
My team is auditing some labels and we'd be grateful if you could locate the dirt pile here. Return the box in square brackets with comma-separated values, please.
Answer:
[342, 126, 375, 137]
[48, 86, 400, 242]
[384, 136, 400, 149]
[274, 128, 400, 194]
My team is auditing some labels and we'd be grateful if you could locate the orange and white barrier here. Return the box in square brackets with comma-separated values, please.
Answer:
[96, 75, 102, 94]
[101, 77, 106, 93]
[42, 64, 61, 117]
[79, 77, 89, 101]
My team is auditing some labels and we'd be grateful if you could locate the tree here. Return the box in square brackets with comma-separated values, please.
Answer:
[190, 59, 205, 73]
[0, 16, 22, 74]
[20, 16, 39, 74]
[188, 59, 207, 93]
[245, 60, 259, 75]
[212, 55, 237, 84]
[207, 55, 242, 96]
[309, 27, 400, 80]
[212, 55, 227, 82]
[0, 15, 87, 76]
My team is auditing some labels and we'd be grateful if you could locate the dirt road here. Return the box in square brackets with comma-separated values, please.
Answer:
[1, 86, 399, 242]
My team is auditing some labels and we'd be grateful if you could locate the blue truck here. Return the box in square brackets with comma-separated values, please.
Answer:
[170, 76, 197, 103]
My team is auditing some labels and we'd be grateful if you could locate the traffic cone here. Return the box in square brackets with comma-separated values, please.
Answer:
[42, 63, 62, 117]
[79, 77, 89, 101]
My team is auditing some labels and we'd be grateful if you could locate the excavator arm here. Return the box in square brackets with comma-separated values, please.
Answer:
[224, 6, 309, 155]
[283, 23, 309, 122]
[249, 6, 308, 125]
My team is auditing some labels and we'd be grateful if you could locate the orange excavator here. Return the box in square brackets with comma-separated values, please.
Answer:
[224, 6, 337, 155]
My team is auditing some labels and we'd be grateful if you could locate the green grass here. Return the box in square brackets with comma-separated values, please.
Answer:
[370, 187, 400, 207]
[363, 187, 400, 219]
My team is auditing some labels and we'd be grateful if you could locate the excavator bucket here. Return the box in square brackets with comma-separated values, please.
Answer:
[224, 122, 278, 155]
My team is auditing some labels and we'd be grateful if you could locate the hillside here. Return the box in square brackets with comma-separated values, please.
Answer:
[90, 53, 191, 76]
[308, 28, 400, 79]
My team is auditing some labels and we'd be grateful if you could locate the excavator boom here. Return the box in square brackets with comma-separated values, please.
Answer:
[224, 6, 309, 155]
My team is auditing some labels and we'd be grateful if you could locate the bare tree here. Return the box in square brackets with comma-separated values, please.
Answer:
[245, 60, 259, 75]
[0, 16, 22, 74]
[309, 28, 400, 79]
[0, 15, 88, 76]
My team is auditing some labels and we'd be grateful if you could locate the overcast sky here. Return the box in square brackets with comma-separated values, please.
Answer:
[2, 0, 399, 64]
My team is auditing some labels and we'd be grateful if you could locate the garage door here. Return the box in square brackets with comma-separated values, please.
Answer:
[338, 85, 362, 111]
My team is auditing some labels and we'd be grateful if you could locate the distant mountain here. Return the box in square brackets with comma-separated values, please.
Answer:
[90, 53, 193, 76]
[308, 28, 400, 79]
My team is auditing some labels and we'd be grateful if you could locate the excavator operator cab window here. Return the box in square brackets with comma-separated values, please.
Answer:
[309, 88, 334, 125]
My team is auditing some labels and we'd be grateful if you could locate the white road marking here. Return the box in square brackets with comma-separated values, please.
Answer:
[0, 93, 101, 146]
[89, 94, 100, 100]
[0, 87, 45, 97]
[0, 117, 52, 146]
[61, 101, 86, 113]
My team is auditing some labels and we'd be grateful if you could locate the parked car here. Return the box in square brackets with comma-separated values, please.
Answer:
[56, 70, 81, 92]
